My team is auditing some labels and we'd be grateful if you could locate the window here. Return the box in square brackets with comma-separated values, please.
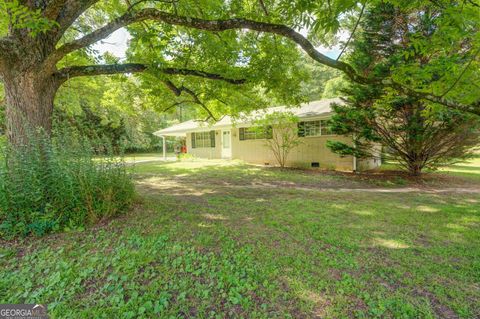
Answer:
[239, 126, 273, 140]
[191, 131, 215, 148]
[298, 120, 333, 137]
[320, 120, 333, 135]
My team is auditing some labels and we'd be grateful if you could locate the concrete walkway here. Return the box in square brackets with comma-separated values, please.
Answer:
[125, 157, 177, 165]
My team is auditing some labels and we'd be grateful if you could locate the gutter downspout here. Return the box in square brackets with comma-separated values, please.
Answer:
[353, 154, 357, 173]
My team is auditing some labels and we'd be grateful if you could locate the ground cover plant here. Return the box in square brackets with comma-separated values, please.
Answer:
[1, 158, 478, 318]
[0, 130, 135, 238]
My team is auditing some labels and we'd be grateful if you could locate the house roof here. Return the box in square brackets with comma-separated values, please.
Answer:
[154, 98, 342, 137]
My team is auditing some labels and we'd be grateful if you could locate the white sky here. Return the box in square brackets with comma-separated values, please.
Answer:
[93, 27, 345, 60]
[92, 28, 131, 60]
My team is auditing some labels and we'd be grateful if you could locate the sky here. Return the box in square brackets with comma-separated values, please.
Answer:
[93, 28, 344, 60]
[92, 28, 132, 60]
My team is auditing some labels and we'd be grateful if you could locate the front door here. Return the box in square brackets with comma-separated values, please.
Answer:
[221, 130, 232, 159]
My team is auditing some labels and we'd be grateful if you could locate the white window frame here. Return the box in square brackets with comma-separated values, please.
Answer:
[299, 119, 335, 137]
[193, 131, 213, 148]
[239, 126, 273, 140]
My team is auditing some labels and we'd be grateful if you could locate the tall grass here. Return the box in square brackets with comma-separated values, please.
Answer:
[0, 129, 135, 238]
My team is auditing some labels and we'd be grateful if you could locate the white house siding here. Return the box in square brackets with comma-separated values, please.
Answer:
[186, 130, 222, 159]
[357, 143, 382, 171]
[185, 127, 381, 172]
[230, 127, 355, 171]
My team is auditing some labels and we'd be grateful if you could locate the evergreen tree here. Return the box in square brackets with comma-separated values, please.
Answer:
[327, 3, 480, 176]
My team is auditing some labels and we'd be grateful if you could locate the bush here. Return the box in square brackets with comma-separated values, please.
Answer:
[177, 153, 195, 161]
[0, 129, 135, 238]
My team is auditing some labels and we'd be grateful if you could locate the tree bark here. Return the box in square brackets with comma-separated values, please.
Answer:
[408, 164, 423, 177]
[3, 70, 58, 145]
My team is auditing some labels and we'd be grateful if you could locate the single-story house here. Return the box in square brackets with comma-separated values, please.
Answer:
[154, 98, 381, 171]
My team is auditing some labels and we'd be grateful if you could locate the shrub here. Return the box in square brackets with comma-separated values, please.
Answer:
[177, 153, 195, 161]
[0, 129, 135, 238]
[253, 112, 302, 168]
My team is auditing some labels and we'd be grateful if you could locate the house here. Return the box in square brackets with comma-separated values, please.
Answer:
[154, 98, 381, 171]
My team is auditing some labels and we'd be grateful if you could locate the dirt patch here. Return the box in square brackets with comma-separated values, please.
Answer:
[261, 166, 480, 189]
[138, 179, 480, 195]
[413, 288, 459, 319]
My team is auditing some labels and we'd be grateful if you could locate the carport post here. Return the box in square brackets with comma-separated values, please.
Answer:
[162, 135, 166, 160]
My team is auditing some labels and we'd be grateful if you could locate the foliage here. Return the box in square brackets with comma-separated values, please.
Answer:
[1, 159, 479, 317]
[1, 0, 480, 141]
[0, 129, 135, 238]
[327, 2, 480, 175]
[127, 24, 309, 119]
[125, 0, 479, 113]
[253, 112, 302, 168]
[321, 76, 348, 98]
[54, 73, 174, 153]
[0, 0, 58, 36]
[298, 54, 343, 100]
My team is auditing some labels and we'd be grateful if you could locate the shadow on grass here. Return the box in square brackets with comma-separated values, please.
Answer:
[134, 159, 480, 191]
[132, 159, 358, 188]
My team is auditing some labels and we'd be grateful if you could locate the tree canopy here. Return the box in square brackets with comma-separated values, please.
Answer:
[0, 0, 478, 146]
[326, 2, 480, 175]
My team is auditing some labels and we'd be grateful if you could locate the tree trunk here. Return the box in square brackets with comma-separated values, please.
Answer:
[408, 163, 423, 176]
[3, 70, 58, 145]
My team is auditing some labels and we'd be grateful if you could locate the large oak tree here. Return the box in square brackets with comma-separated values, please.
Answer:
[0, 0, 478, 145]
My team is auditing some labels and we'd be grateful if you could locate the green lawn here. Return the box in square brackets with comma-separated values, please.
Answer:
[438, 155, 480, 182]
[107, 152, 176, 163]
[126, 152, 177, 161]
[1, 159, 479, 318]
[379, 154, 480, 184]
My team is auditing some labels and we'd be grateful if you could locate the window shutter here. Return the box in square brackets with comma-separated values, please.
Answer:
[210, 130, 216, 148]
[191, 133, 196, 149]
[239, 128, 245, 140]
[298, 122, 305, 137]
[266, 125, 273, 139]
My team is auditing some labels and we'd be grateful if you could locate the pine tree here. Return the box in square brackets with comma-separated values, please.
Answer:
[327, 3, 480, 176]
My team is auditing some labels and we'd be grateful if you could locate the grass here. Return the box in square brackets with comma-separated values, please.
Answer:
[123, 152, 176, 162]
[95, 152, 175, 163]
[437, 155, 480, 182]
[1, 158, 479, 318]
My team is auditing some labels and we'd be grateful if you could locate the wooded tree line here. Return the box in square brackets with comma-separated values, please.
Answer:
[0, 0, 478, 172]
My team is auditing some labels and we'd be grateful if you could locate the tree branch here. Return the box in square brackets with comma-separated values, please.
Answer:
[161, 80, 217, 120]
[55, 63, 246, 86]
[440, 48, 480, 98]
[466, 0, 480, 8]
[48, 9, 358, 80]
[337, 1, 366, 61]
[54, 0, 100, 41]
[48, 8, 477, 114]
[161, 67, 245, 84]
[258, 0, 269, 15]
[127, 0, 178, 11]
[56, 63, 147, 81]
